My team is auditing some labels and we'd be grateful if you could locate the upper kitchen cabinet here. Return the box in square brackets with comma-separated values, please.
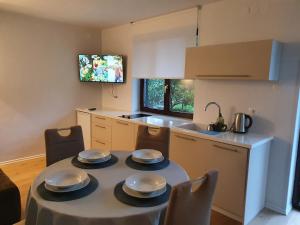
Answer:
[132, 8, 198, 79]
[185, 39, 282, 80]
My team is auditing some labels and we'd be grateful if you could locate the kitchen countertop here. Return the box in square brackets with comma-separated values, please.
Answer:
[76, 108, 273, 149]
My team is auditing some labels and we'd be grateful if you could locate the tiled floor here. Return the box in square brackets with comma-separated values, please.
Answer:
[250, 209, 300, 225]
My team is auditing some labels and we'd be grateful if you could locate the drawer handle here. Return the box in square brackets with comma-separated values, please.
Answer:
[213, 144, 239, 153]
[175, 135, 196, 142]
[95, 116, 105, 120]
[95, 140, 105, 145]
[95, 125, 106, 129]
[117, 121, 129, 126]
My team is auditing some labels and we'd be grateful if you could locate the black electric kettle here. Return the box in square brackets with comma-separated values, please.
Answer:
[231, 113, 253, 133]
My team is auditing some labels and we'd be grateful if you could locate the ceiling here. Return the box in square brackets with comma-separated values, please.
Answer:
[0, 0, 220, 28]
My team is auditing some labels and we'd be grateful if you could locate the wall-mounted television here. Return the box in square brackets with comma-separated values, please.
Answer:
[78, 54, 125, 83]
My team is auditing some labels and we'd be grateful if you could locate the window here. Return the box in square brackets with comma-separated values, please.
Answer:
[140, 79, 194, 119]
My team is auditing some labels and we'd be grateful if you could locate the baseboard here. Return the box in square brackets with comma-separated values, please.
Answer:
[265, 201, 289, 215]
[212, 206, 243, 222]
[0, 154, 45, 166]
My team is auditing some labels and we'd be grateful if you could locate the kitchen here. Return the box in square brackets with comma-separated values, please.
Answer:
[0, 0, 300, 225]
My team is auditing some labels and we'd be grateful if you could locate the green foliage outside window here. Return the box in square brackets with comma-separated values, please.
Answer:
[144, 79, 164, 110]
[170, 80, 194, 113]
[143, 79, 194, 114]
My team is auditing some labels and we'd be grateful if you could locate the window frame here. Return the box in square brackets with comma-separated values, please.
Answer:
[139, 79, 193, 119]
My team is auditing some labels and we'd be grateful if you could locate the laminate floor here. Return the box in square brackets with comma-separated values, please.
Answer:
[5, 156, 294, 225]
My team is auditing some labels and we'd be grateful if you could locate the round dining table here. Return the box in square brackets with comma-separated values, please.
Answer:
[25, 151, 189, 225]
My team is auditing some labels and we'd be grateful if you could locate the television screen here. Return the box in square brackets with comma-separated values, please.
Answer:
[78, 54, 125, 83]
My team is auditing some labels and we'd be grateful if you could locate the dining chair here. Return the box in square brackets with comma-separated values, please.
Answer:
[135, 125, 170, 159]
[45, 126, 85, 166]
[162, 170, 218, 225]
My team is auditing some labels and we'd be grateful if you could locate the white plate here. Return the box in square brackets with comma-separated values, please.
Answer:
[122, 183, 167, 198]
[45, 176, 90, 193]
[132, 156, 164, 164]
[78, 155, 111, 164]
[125, 173, 167, 193]
[132, 149, 163, 162]
[79, 149, 111, 162]
[45, 168, 89, 189]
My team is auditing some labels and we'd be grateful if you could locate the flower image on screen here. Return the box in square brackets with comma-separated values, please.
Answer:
[79, 54, 124, 83]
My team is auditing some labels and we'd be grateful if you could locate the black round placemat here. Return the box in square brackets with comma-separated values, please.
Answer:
[71, 154, 118, 169]
[37, 174, 98, 202]
[114, 181, 171, 207]
[125, 155, 170, 171]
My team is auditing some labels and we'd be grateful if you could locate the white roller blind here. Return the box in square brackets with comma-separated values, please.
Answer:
[132, 8, 198, 79]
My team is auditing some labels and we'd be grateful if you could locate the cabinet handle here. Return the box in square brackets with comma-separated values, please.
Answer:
[95, 125, 106, 129]
[175, 135, 197, 142]
[95, 116, 105, 120]
[195, 75, 251, 78]
[117, 121, 129, 126]
[213, 144, 239, 153]
[95, 140, 105, 145]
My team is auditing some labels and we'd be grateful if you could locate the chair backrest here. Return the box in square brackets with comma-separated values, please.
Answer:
[45, 126, 85, 166]
[163, 170, 218, 225]
[135, 125, 170, 159]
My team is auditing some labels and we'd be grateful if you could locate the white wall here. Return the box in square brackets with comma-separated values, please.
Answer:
[197, 0, 300, 214]
[0, 11, 101, 162]
[101, 24, 136, 111]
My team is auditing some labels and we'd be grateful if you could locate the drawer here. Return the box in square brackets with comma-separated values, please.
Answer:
[92, 139, 111, 151]
[92, 114, 112, 126]
[92, 123, 111, 141]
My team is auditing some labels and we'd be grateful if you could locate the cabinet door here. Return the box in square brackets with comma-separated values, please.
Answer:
[92, 114, 111, 125]
[92, 123, 111, 142]
[207, 141, 248, 219]
[92, 138, 111, 151]
[170, 132, 209, 179]
[111, 119, 136, 151]
[76, 111, 91, 149]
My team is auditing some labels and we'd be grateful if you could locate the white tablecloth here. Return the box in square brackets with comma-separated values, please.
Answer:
[25, 151, 189, 225]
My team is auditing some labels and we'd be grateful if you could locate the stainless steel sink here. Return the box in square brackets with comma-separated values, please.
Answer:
[176, 123, 220, 135]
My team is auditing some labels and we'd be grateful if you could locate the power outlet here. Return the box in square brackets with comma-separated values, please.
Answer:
[248, 107, 256, 115]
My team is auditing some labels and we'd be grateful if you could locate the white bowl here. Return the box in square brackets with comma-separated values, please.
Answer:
[45, 168, 89, 189]
[132, 156, 164, 164]
[125, 173, 167, 193]
[132, 149, 163, 162]
[122, 183, 166, 198]
[78, 154, 111, 164]
[79, 149, 111, 161]
[45, 176, 90, 193]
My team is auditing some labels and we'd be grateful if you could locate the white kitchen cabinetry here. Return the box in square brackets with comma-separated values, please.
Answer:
[170, 131, 270, 225]
[76, 111, 91, 149]
[91, 114, 112, 151]
[111, 119, 136, 151]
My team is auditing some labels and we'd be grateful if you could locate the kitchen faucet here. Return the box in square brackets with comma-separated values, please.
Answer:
[204, 102, 222, 117]
[204, 102, 227, 132]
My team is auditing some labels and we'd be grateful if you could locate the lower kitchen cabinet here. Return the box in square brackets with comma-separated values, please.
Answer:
[91, 114, 112, 151]
[111, 119, 136, 151]
[170, 131, 270, 225]
[76, 111, 91, 149]
[169, 133, 209, 178]
[92, 138, 111, 151]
